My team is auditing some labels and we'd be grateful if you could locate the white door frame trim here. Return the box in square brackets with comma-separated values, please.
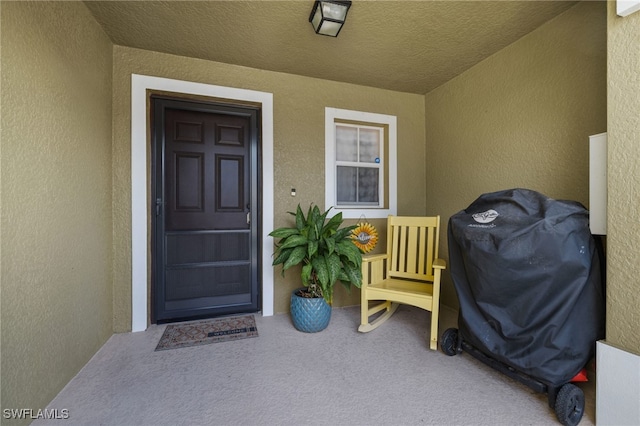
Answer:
[131, 74, 274, 332]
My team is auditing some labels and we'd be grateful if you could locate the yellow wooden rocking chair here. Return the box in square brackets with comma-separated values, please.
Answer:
[359, 215, 446, 350]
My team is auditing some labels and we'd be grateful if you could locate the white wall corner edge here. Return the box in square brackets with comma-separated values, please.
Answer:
[596, 340, 640, 425]
[617, 0, 640, 16]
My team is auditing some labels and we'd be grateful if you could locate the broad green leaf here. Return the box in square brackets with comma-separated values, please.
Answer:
[324, 212, 342, 234]
[308, 240, 318, 259]
[343, 261, 362, 288]
[310, 206, 321, 237]
[326, 253, 342, 287]
[333, 225, 357, 241]
[283, 246, 307, 271]
[319, 207, 331, 232]
[336, 240, 362, 267]
[269, 227, 300, 239]
[323, 289, 332, 305]
[278, 235, 308, 250]
[312, 256, 329, 288]
[307, 205, 319, 227]
[301, 263, 312, 286]
[272, 247, 293, 266]
[295, 205, 306, 230]
[308, 221, 318, 241]
[324, 236, 336, 255]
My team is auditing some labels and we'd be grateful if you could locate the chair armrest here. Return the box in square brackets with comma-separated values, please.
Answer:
[361, 253, 388, 287]
[433, 258, 447, 270]
[362, 253, 388, 263]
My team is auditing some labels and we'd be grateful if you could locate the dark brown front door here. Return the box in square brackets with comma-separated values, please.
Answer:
[152, 97, 260, 322]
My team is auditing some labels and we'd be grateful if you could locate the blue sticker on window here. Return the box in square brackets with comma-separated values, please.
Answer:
[375, 158, 380, 163]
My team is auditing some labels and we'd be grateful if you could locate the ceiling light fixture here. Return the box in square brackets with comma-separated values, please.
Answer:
[309, 1, 352, 37]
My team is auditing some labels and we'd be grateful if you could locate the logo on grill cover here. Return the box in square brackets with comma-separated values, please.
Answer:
[472, 209, 499, 224]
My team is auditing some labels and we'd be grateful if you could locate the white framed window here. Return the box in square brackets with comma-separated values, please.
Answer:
[335, 123, 384, 208]
[325, 108, 397, 219]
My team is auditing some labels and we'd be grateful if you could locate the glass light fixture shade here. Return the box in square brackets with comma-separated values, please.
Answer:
[309, 1, 352, 37]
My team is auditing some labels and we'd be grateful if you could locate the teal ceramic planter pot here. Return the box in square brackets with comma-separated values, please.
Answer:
[290, 288, 331, 333]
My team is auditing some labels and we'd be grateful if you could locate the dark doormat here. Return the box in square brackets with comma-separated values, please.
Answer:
[155, 315, 258, 351]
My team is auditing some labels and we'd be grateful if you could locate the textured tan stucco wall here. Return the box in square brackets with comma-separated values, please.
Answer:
[1, 1, 113, 420]
[112, 46, 426, 331]
[607, 2, 640, 355]
[424, 1, 607, 308]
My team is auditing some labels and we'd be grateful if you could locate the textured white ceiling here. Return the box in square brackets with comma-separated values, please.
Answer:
[84, 1, 578, 94]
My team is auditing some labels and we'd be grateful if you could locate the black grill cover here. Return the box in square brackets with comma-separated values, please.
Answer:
[448, 188, 605, 387]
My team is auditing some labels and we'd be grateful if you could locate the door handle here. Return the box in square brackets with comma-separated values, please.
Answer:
[247, 211, 251, 225]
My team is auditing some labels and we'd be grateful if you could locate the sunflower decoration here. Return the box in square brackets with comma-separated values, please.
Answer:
[352, 221, 378, 253]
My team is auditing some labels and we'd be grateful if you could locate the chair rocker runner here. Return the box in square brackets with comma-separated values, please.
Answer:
[359, 215, 446, 350]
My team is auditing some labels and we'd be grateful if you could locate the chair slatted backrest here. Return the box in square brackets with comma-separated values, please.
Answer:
[387, 215, 440, 282]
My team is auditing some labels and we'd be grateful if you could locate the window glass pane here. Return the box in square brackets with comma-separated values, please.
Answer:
[358, 168, 379, 203]
[336, 126, 357, 161]
[359, 128, 380, 163]
[336, 166, 357, 204]
[326, 108, 396, 217]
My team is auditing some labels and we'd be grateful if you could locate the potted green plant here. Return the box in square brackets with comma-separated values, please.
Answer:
[269, 204, 363, 332]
